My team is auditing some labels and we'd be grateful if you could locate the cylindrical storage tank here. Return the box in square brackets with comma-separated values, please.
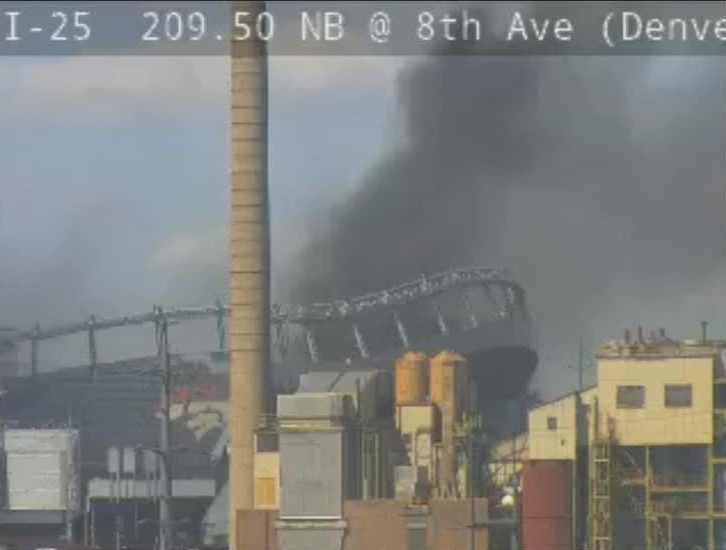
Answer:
[429, 351, 467, 416]
[395, 352, 428, 405]
[522, 460, 573, 550]
[430, 351, 466, 491]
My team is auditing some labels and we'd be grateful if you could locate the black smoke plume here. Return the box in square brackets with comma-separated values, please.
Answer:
[287, 5, 725, 377]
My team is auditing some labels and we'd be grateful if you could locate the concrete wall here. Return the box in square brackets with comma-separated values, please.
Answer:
[528, 394, 578, 460]
[577, 387, 598, 445]
[598, 355, 714, 445]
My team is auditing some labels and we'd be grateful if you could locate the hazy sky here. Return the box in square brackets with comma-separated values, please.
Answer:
[0, 55, 401, 315]
[0, 55, 405, 368]
[1, 53, 724, 399]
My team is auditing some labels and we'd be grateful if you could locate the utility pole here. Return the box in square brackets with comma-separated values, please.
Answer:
[468, 384, 478, 550]
[469, 419, 475, 550]
[510, 487, 518, 550]
[65, 402, 74, 542]
[156, 309, 173, 550]
[115, 515, 123, 550]
[569, 337, 588, 392]
[577, 337, 584, 391]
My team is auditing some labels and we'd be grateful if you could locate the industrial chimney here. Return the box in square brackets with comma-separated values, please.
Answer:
[229, 2, 269, 547]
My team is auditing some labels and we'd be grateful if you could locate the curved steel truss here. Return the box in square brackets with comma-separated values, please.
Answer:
[5, 267, 531, 374]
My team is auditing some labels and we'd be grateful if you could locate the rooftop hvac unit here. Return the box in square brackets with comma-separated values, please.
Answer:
[278, 393, 351, 420]
[4, 429, 79, 512]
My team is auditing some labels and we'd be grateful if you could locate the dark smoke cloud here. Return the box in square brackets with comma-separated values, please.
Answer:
[291, 55, 541, 300]
[288, 5, 726, 374]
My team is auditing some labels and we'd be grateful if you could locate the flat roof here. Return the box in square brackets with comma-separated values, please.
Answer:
[597, 338, 725, 359]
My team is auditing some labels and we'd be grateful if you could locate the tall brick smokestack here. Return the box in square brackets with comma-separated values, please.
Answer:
[228, 2, 269, 546]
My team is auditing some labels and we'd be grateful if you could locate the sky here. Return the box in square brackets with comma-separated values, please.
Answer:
[0, 55, 405, 369]
[1, 52, 724, 400]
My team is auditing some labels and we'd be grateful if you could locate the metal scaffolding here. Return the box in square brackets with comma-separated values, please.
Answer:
[590, 397, 614, 550]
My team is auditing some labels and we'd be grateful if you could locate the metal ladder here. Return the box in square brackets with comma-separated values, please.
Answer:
[590, 400, 614, 550]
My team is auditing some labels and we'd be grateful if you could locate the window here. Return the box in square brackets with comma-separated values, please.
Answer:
[617, 385, 645, 409]
[547, 416, 558, 430]
[256, 432, 279, 453]
[715, 384, 726, 409]
[665, 384, 692, 408]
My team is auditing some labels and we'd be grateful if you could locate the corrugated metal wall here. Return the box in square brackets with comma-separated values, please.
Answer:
[4, 430, 79, 511]
[522, 460, 572, 550]
[6, 452, 66, 510]
[279, 430, 343, 518]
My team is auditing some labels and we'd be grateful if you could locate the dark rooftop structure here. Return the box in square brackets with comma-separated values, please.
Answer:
[1, 356, 226, 479]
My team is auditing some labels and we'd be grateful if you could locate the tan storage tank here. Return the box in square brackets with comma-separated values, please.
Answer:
[429, 351, 467, 494]
[522, 460, 573, 550]
[395, 352, 429, 405]
[430, 351, 467, 420]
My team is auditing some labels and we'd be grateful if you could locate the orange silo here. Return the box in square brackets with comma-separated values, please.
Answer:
[430, 350, 467, 418]
[395, 352, 429, 405]
[430, 351, 467, 494]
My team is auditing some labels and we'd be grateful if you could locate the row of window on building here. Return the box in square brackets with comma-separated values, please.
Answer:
[544, 384, 695, 432]
[615, 384, 693, 409]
